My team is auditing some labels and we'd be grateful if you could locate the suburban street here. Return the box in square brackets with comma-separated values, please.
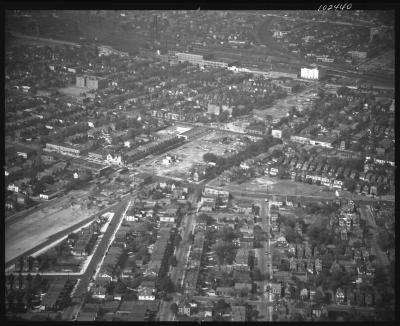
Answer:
[358, 205, 390, 267]
[62, 198, 131, 320]
[260, 199, 274, 321]
[158, 196, 198, 321]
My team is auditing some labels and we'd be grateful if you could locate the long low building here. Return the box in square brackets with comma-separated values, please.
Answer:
[123, 135, 184, 164]
[44, 142, 82, 157]
[290, 135, 335, 148]
[174, 52, 229, 68]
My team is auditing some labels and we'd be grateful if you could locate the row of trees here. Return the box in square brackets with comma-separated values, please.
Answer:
[6, 273, 51, 313]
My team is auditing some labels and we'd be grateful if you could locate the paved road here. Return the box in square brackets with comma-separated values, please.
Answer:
[72, 199, 130, 298]
[59, 198, 130, 321]
[157, 191, 200, 321]
[260, 199, 273, 322]
[158, 200, 197, 321]
[358, 205, 390, 267]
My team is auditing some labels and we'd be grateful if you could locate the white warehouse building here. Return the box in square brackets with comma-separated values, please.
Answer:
[300, 67, 326, 80]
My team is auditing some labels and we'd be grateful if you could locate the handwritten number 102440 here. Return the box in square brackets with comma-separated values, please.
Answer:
[317, 3, 352, 11]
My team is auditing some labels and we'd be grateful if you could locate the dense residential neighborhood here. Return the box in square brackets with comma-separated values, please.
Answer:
[5, 9, 395, 322]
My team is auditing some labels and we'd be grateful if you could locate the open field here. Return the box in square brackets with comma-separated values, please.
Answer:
[254, 84, 316, 120]
[209, 174, 326, 196]
[5, 189, 99, 263]
[209, 174, 394, 202]
[210, 174, 327, 197]
[358, 49, 394, 73]
[58, 86, 88, 99]
[235, 175, 326, 196]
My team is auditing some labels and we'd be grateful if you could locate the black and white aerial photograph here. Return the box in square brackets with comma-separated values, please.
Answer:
[4, 7, 396, 322]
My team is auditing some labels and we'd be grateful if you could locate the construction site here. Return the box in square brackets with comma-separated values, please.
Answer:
[140, 129, 248, 180]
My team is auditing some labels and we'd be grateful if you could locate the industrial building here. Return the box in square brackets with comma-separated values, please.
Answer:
[76, 75, 108, 90]
[174, 52, 229, 68]
[300, 67, 326, 80]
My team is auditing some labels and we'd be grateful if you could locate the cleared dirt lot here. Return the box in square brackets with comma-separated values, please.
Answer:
[141, 130, 247, 180]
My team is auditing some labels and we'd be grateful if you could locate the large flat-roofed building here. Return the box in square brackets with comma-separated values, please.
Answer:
[174, 52, 229, 68]
[202, 60, 228, 68]
[272, 129, 282, 139]
[175, 52, 204, 64]
[300, 67, 326, 80]
[310, 135, 336, 148]
[86, 76, 107, 90]
[348, 50, 367, 60]
[290, 135, 310, 144]
[76, 75, 108, 90]
[203, 186, 229, 198]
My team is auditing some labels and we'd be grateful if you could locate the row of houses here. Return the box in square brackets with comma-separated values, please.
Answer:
[78, 299, 159, 321]
[290, 135, 336, 148]
[265, 153, 392, 194]
[123, 135, 184, 164]
[198, 187, 230, 212]
[70, 223, 99, 256]
[184, 230, 205, 297]
[96, 246, 124, 287]
[146, 226, 172, 278]
[43, 133, 184, 167]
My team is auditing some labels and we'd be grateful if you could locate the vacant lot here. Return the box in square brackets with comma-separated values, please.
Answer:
[358, 49, 394, 73]
[254, 85, 317, 120]
[213, 175, 336, 198]
[141, 130, 246, 180]
[58, 86, 87, 99]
